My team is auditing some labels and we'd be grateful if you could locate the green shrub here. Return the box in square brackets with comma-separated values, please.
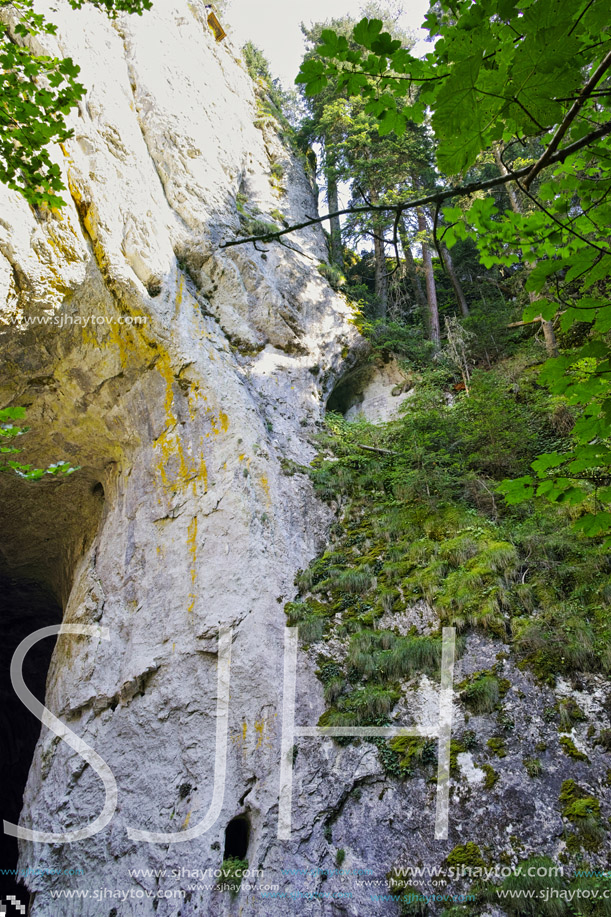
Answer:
[218, 858, 248, 896]
[523, 757, 542, 777]
[318, 261, 346, 290]
[557, 697, 586, 731]
[559, 780, 600, 820]
[388, 869, 429, 916]
[239, 215, 281, 238]
[389, 736, 437, 771]
[324, 676, 346, 704]
[355, 317, 436, 368]
[484, 856, 567, 916]
[461, 674, 501, 714]
[559, 780, 604, 851]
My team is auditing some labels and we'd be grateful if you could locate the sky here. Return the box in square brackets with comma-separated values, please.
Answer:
[225, 0, 431, 87]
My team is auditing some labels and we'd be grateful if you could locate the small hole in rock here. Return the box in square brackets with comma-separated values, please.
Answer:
[223, 816, 250, 860]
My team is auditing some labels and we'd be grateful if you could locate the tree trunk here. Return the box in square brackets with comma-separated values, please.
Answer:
[417, 206, 440, 346]
[373, 229, 389, 318]
[399, 218, 427, 310]
[441, 243, 469, 317]
[326, 169, 343, 269]
[540, 319, 558, 356]
[493, 144, 558, 357]
[370, 188, 388, 318]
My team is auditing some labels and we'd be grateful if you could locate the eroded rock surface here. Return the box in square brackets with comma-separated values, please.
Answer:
[0, 2, 363, 913]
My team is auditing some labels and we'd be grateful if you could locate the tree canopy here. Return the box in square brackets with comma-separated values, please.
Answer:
[272, 0, 611, 543]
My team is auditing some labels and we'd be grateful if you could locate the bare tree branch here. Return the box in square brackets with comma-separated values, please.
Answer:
[524, 48, 611, 189]
[219, 121, 611, 251]
[355, 443, 400, 456]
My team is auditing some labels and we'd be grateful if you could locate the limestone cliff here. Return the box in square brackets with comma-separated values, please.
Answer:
[0, 1, 363, 912]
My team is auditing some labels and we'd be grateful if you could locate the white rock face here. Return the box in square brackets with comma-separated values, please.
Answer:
[0, 2, 371, 913]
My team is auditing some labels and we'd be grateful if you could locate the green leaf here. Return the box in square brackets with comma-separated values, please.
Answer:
[524, 259, 562, 293]
[596, 486, 611, 504]
[378, 107, 406, 137]
[573, 512, 611, 537]
[442, 206, 462, 222]
[0, 406, 27, 422]
[371, 33, 402, 56]
[353, 18, 383, 49]
[522, 298, 557, 323]
[497, 476, 535, 504]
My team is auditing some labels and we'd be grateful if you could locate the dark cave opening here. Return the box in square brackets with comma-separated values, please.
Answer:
[326, 364, 372, 417]
[0, 575, 62, 900]
[0, 465, 105, 902]
[223, 816, 250, 861]
[326, 377, 358, 415]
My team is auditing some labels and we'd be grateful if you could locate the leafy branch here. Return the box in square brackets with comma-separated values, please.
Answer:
[0, 406, 79, 480]
[524, 47, 611, 189]
[0, 0, 151, 206]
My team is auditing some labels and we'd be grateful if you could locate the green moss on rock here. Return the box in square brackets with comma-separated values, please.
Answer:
[559, 736, 589, 762]
[486, 736, 507, 758]
[446, 842, 486, 869]
[482, 763, 499, 788]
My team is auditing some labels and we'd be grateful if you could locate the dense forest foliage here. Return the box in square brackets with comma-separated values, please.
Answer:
[239, 0, 611, 545]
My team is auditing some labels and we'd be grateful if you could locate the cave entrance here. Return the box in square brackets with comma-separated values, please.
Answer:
[326, 364, 374, 418]
[326, 357, 412, 423]
[0, 469, 105, 900]
[0, 576, 62, 900]
[223, 816, 250, 861]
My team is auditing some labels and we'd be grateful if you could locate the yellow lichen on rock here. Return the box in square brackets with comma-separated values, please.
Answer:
[186, 514, 198, 614]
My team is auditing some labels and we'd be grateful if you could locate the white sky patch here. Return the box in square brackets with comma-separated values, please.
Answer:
[225, 0, 431, 87]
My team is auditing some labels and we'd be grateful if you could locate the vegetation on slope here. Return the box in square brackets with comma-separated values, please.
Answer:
[293, 342, 610, 659]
